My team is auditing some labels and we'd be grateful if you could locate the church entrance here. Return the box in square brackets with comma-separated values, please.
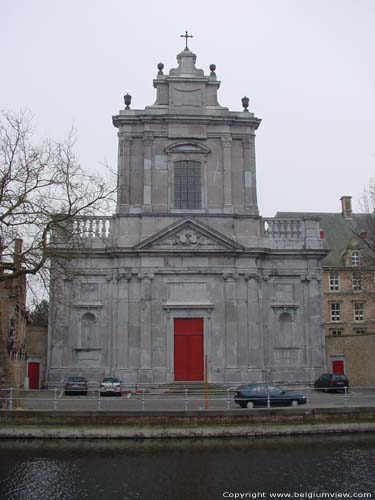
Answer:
[174, 318, 204, 381]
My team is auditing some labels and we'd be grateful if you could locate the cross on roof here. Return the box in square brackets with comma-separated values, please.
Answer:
[180, 30, 193, 50]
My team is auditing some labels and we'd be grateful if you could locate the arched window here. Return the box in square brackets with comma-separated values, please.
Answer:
[81, 312, 96, 348]
[174, 160, 201, 209]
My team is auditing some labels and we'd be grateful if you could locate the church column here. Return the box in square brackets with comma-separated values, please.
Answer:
[118, 136, 132, 209]
[242, 137, 258, 214]
[143, 133, 153, 211]
[222, 135, 232, 212]
[138, 272, 154, 382]
[223, 273, 239, 371]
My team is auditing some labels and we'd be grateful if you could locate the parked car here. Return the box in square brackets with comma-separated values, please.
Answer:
[99, 377, 122, 396]
[314, 373, 349, 393]
[64, 376, 88, 395]
[234, 383, 307, 409]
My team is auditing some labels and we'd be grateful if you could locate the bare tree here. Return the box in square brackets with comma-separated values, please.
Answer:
[0, 109, 115, 392]
[358, 178, 375, 260]
[0, 109, 114, 283]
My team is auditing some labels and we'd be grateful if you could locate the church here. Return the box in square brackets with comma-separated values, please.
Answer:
[47, 37, 327, 387]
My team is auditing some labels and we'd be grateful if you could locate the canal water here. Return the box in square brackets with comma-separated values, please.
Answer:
[0, 434, 374, 500]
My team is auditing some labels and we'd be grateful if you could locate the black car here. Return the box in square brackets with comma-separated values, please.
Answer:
[314, 373, 349, 393]
[64, 376, 88, 395]
[234, 383, 306, 409]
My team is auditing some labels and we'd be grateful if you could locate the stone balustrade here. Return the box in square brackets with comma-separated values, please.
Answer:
[73, 216, 113, 239]
[263, 217, 323, 249]
[263, 218, 304, 239]
[58, 216, 321, 249]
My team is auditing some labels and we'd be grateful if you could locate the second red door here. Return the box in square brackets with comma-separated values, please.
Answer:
[174, 318, 203, 381]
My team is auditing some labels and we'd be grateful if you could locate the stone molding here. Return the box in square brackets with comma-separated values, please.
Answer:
[222, 272, 239, 281]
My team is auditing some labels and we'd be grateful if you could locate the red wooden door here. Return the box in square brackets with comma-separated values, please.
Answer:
[332, 360, 344, 375]
[28, 362, 40, 390]
[174, 318, 203, 381]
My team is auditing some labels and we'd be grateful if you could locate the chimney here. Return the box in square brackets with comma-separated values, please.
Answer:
[14, 238, 23, 270]
[340, 196, 352, 219]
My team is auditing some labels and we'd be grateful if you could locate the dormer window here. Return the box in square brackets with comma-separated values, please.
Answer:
[351, 251, 360, 266]
[174, 160, 201, 209]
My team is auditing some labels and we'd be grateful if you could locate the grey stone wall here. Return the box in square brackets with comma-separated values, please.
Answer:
[47, 45, 327, 387]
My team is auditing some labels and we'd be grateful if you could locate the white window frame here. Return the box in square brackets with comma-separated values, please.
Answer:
[351, 251, 360, 266]
[330, 302, 341, 322]
[329, 271, 339, 291]
[352, 271, 362, 291]
[353, 302, 364, 322]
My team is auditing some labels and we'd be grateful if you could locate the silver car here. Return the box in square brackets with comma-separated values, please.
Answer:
[99, 377, 122, 396]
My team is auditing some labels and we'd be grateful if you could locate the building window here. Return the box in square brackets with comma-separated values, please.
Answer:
[352, 271, 362, 291]
[174, 160, 201, 209]
[329, 271, 339, 291]
[330, 303, 341, 322]
[353, 328, 366, 335]
[351, 251, 360, 266]
[353, 302, 364, 322]
[330, 329, 343, 336]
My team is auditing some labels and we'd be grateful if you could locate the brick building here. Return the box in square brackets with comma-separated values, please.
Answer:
[279, 196, 375, 386]
[0, 239, 27, 388]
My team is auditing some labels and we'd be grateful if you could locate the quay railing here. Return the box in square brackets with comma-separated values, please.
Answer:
[1, 385, 374, 412]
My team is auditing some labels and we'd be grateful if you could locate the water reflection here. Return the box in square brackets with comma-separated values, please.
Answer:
[0, 435, 374, 500]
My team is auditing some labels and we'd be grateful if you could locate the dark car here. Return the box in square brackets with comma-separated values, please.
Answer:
[314, 373, 349, 393]
[99, 377, 122, 396]
[234, 383, 306, 409]
[64, 376, 88, 395]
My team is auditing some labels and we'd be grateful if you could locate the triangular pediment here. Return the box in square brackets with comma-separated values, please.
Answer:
[135, 218, 245, 252]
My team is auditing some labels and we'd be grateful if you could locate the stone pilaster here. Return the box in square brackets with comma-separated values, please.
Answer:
[223, 273, 239, 368]
[242, 136, 258, 214]
[260, 273, 271, 369]
[222, 136, 232, 212]
[143, 133, 153, 211]
[138, 273, 154, 381]
[245, 273, 263, 368]
[114, 271, 132, 369]
[301, 274, 325, 368]
[118, 136, 132, 209]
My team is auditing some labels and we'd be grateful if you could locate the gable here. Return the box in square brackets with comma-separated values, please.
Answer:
[134, 218, 244, 252]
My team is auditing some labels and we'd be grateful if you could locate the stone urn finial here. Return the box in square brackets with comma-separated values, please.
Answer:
[241, 96, 249, 112]
[209, 63, 216, 77]
[124, 93, 132, 110]
[157, 62, 164, 76]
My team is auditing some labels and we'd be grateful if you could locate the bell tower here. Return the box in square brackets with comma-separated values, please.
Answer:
[113, 36, 261, 219]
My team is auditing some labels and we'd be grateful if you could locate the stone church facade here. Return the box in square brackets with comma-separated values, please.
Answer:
[47, 43, 327, 387]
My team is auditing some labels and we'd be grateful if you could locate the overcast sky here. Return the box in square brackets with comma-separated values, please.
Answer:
[1, 0, 374, 216]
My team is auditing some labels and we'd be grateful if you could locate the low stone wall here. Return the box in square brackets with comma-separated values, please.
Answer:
[1, 407, 375, 439]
